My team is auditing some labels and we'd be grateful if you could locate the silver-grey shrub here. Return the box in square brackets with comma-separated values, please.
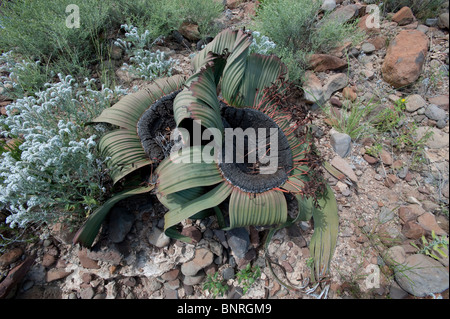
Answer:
[249, 31, 277, 55]
[115, 24, 178, 81]
[0, 74, 127, 228]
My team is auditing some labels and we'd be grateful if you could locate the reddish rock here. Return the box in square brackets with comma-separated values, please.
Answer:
[368, 36, 387, 50]
[0, 255, 35, 299]
[42, 254, 56, 268]
[181, 226, 202, 243]
[87, 248, 122, 265]
[380, 149, 393, 165]
[387, 174, 398, 184]
[392, 7, 415, 26]
[398, 206, 416, 224]
[407, 204, 426, 217]
[270, 280, 281, 297]
[428, 95, 449, 111]
[392, 159, 403, 169]
[418, 212, 447, 236]
[243, 1, 258, 16]
[51, 221, 76, 245]
[378, 224, 403, 246]
[161, 269, 180, 282]
[55, 258, 68, 268]
[309, 54, 347, 72]
[281, 260, 294, 273]
[403, 21, 419, 29]
[81, 272, 92, 284]
[303, 71, 324, 104]
[78, 248, 100, 269]
[417, 186, 430, 195]
[384, 177, 394, 188]
[342, 87, 357, 101]
[0, 101, 11, 116]
[178, 22, 200, 41]
[356, 234, 368, 243]
[226, 0, 244, 9]
[381, 30, 428, 88]
[181, 248, 214, 276]
[46, 269, 73, 282]
[330, 97, 342, 107]
[0, 247, 23, 268]
[404, 172, 413, 182]
[402, 221, 426, 239]
[364, 154, 378, 164]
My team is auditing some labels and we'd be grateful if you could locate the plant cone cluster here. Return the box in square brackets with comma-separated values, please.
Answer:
[74, 29, 339, 283]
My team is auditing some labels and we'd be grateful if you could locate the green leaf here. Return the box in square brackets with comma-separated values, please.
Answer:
[98, 130, 151, 184]
[173, 63, 224, 134]
[435, 247, 448, 258]
[157, 186, 206, 211]
[192, 29, 247, 73]
[93, 75, 185, 130]
[309, 185, 339, 282]
[220, 31, 252, 105]
[295, 194, 314, 222]
[281, 176, 305, 193]
[227, 188, 287, 229]
[73, 185, 154, 247]
[233, 54, 287, 107]
[155, 146, 223, 195]
[164, 182, 232, 240]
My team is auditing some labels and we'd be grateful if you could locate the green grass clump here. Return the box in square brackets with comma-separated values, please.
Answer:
[0, 0, 223, 81]
[252, 0, 363, 83]
[322, 99, 379, 140]
[0, 0, 120, 78]
[121, 0, 223, 40]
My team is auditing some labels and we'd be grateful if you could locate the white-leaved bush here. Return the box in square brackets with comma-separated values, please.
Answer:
[0, 74, 128, 228]
[249, 31, 276, 55]
[114, 24, 179, 81]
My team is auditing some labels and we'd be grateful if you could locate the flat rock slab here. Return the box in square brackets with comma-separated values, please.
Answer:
[309, 54, 347, 72]
[330, 156, 358, 183]
[415, 127, 449, 149]
[395, 254, 449, 297]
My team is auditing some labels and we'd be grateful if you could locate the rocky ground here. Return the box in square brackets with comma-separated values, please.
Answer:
[0, 0, 449, 300]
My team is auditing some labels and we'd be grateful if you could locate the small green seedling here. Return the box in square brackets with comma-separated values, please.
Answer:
[235, 264, 261, 295]
[202, 272, 229, 298]
[411, 230, 449, 261]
